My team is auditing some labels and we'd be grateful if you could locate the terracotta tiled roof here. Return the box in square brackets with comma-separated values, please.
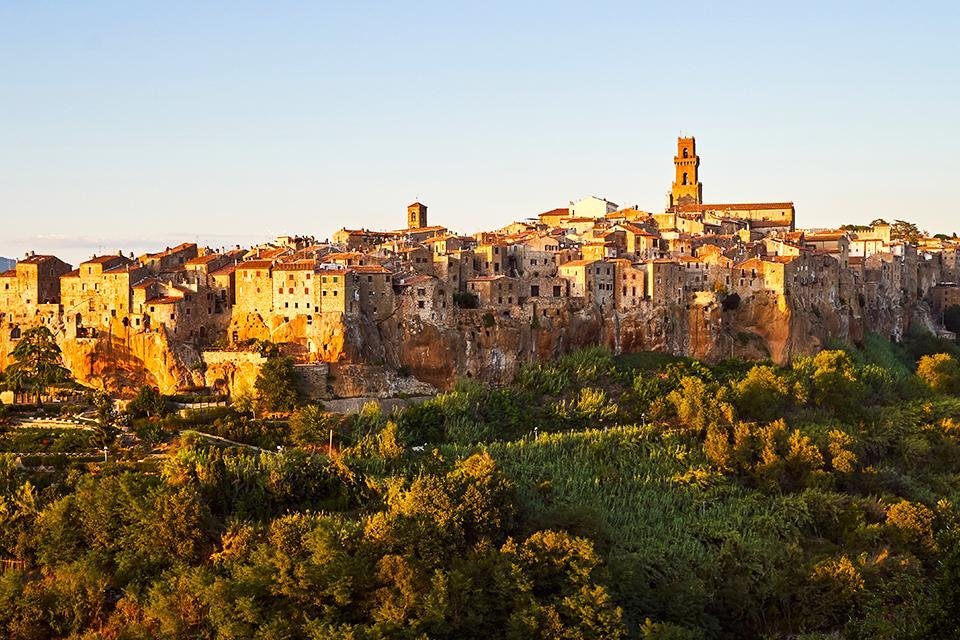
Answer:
[390, 225, 448, 234]
[678, 202, 794, 212]
[144, 296, 181, 305]
[314, 265, 349, 275]
[237, 260, 274, 270]
[750, 220, 794, 228]
[539, 208, 569, 218]
[0, 270, 15, 278]
[209, 265, 238, 277]
[84, 254, 131, 266]
[185, 253, 224, 266]
[144, 242, 196, 259]
[18, 254, 60, 264]
[350, 265, 392, 274]
[132, 278, 161, 289]
[274, 260, 316, 271]
[805, 232, 847, 241]
[103, 264, 144, 274]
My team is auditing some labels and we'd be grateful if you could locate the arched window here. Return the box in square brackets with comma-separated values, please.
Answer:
[683, 148, 689, 158]
[682, 172, 688, 185]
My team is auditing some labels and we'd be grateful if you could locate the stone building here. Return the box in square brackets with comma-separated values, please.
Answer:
[569, 196, 618, 219]
[558, 260, 615, 307]
[397, 274, 450, 321]
[139, 243, 198, 275]
[0, 254, 72, 323]
[273, 261, 317, 320]
[467, 275, 519, 308]
[315, 265, 358, 314]
[233, 260, 274, 317]
[612, 259, 647, 310]
[353, 264, 395, 321]
[645, 260, 684, 305]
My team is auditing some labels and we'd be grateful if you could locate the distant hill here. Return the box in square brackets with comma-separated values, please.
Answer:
[0, 257, 14, 272]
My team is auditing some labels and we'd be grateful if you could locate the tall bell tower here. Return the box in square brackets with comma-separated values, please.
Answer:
[670, 136, 702, 208]
[407, 202, 428, 229]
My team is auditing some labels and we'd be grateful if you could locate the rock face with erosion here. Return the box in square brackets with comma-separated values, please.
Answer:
[0, 285, 926, 397]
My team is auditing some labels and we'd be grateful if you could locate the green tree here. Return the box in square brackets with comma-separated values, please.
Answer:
[891, 219, 923, 243]
[917, 353, 960, 395]
[92, 391, 119, 447]
[6, 326, 70, 405]
[127, 385, 168, 418]
[290, 404, 341, 450]
[732, 365, 791, 422]
[666, 376, 734, 433]
[944, 305, 960, 334]
[254, 356, 301, 413]
[793, 350, 864, 416]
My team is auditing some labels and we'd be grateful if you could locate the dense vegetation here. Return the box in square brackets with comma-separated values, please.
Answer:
[2, 331, 960, 638]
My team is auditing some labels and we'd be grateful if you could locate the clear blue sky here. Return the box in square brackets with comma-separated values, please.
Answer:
[1, 1, 958, 265]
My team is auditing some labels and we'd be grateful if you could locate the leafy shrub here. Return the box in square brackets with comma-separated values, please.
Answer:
[254, 357, 302, 413]
[917, 353, 960, 395]
[127, 386, 168, 419]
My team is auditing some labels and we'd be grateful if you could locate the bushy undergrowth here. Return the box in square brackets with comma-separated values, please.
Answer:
[3, 333, 960, 639]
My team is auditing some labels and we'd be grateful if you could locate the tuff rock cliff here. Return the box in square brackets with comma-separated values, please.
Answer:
[0, 288, 925, 397]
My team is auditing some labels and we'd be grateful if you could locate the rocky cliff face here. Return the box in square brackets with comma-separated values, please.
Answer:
[0, 285, 922, 397]
[361, 288, 917, 391]
[0, 324, 203, 397]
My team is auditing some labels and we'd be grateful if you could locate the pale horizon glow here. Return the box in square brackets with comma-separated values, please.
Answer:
[2, 1, 958, 266]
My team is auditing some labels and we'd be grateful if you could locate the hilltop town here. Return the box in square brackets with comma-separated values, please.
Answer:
[1, 137, 958, 397]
